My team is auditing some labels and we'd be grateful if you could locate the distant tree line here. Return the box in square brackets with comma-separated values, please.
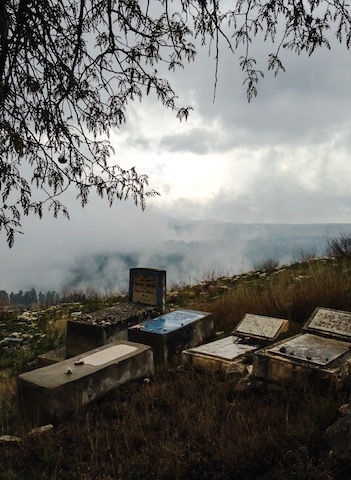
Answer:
[0, 288, 92, 308]
[0, 288, 58, 307]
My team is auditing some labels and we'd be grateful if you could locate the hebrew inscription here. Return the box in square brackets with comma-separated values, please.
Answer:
[235, 314, 287, 340]
[308, 308, 351, 338]
[131, 274, 157, 305]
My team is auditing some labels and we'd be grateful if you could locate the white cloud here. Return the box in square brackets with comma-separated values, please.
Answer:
[3, 15, 351, 293]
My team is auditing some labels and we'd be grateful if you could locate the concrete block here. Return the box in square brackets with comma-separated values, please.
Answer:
[128, 309, 213, 364]
[17, 340, 154, 428]
[66, 303, 159, 358]
[37, 347, 66, 367]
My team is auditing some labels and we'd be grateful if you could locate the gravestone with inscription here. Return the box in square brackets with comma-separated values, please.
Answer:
[253, 307, 351, 394]
[129, 268, 166, 311]
[181, 314, 289, 377]
[65, 268, 166, 358]
[127, 309, 213, 364]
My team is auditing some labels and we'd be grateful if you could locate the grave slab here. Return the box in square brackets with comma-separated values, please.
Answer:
[253, 307, 351, 394]
[17, 340, 154, 428]
[182, 313, 288, 377]
[66, 302, 159, 358]
[127, 309, 213, 364]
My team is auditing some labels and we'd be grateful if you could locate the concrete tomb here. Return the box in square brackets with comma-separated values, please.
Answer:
[65, 268, 166, 358]
[181, 313, 289, 377]
[253, 307, 351, 394]
[17, 340, 154, 428]
[127, 309, 213, 364]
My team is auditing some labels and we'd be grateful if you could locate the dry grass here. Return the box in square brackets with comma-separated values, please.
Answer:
[0, 370, 339, 480]
[45, 318, 67, 350]
[201, 259, 351, 335]
[0, 375, 17, 436]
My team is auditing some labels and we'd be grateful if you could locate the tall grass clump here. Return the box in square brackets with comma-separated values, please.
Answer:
[327, 233, 351, 259]
[207, 259, 351, 334]
[0, 376, 17, 435]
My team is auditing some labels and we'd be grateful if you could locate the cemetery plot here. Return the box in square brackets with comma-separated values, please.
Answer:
[128, 309, 213, 364]
[182, 314, 289, 377]
[66, 302, 160, 357]
[253, 307, 351, 394]
[17, 340, 154, 428]
[66, 268, 166, 358]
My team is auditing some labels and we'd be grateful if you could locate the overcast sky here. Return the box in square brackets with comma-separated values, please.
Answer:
[2, 13, 351, 294]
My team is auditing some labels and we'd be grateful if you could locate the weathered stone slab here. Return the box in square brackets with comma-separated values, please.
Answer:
[17, 340, 154, 428]
[234, 313, 289, 342]
[303, 307, 351, 340]
[66, 303, 159, 358]
[37, 347, 66, 367]
[253, 307, 351, 395]
[269, 333, 350, 366]
[128, 309, 213, 364]
[182, 336, 258, 377]
[129, 268, 166, 311]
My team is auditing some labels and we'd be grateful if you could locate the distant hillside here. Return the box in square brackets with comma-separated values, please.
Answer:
[60, 222, 351, 293]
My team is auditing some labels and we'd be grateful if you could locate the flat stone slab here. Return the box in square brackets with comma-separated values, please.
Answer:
[269, 333, 350, 366]
[17, 340, 154, 428]
[66, 303, 160, 357]
[234, 314, 289, 342]
[182, 336, 258, 377]
[185, 336, 258, 361]
[128, 309, 213, 364]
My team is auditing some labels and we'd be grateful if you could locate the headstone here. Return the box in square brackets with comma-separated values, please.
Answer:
[17, 340, 154, 428]
[129, 268, 166, 312]
[182, 313, 288, 377]
[234, 313, 289, 342]
[127, 309, 213, 364]
[253, 307, 351, 394]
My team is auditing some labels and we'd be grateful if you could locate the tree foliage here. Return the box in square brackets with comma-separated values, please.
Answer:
[1, 0, 350, 246]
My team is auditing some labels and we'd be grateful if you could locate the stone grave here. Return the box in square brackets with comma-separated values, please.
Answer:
[127, 309, 213, 364]
[181, 313, 289, 377]
[18, 340, 154, 428]
[253, 307, 351, 394]
[65, 268, 166, 358]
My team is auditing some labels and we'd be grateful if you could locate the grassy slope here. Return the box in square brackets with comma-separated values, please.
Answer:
[1, 257, 351, 479]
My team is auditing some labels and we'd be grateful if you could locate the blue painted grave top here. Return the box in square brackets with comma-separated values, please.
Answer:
[131, 309, 207, 335]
